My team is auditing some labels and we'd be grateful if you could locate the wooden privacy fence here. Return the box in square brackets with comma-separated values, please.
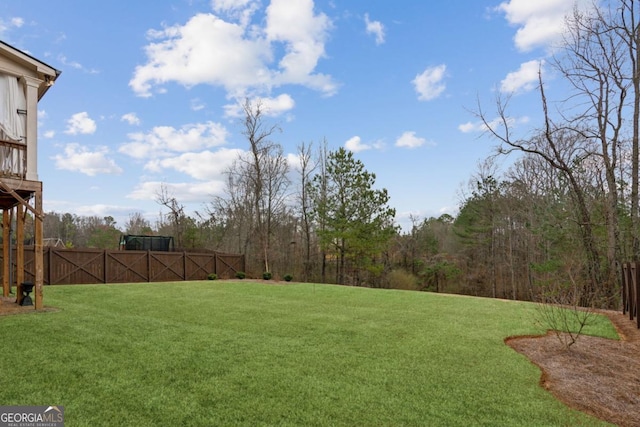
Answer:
[621, 262, 640, 329]
[1, 247, 245, 285]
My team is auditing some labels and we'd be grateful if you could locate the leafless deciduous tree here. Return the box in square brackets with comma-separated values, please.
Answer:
[295, 140, 319, 281]
[124, 212, 152, 235]
[155, 183, 187, 249]
[230, 99, 290, 274]
[613, 0, 640, 256]
[475, 0, 640, 305]
[477, 75, 607, 304]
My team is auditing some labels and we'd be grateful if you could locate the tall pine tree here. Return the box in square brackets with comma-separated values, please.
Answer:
[308, 148, 397, 285]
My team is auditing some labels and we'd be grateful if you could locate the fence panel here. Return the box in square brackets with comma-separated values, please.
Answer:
[0, 246, 244, 285]
[48, 248, 105, 285]
[621, 261, 640, 329]
[216, 252, 245, 279]
[185, 253, 216, 280]
[149, 252, 185, 282]
[106, 251, 150, 283]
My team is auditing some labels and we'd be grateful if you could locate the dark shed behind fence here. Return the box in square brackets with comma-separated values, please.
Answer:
[119, 235, 174, 251]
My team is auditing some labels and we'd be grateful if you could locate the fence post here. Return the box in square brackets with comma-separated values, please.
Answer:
[631, 263, 637, 322]
[46, 247, 51, 286]
[622, 262, 628, 315]
[103, 250, 108, 284]
[183, 251, 187, 281]
[628, 262, 638, 326]
[635, 262, 640, 329]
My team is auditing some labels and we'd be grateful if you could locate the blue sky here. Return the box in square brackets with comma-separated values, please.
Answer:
[0, 0, 589, 231]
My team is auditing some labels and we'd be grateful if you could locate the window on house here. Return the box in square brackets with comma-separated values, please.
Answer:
[0, 73, 27, 143]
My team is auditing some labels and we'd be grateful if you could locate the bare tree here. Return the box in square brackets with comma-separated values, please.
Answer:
[308, 141, 330, 283]
[296, 140, 318, 281]
[554, 4, 631, 296]
[477, 76, 606, 304]
[124, 212, 152, 235]
[474, 0, 640, 306]
[209, 168, 255, 255]
[614, 0, 640, 257]
[236, 99, 290, 274]
[155, 183, 187, 248]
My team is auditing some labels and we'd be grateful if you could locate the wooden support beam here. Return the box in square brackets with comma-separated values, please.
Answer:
[2, 209, 9, 297]
[34, 184, 43, 310]
[16, 204, 24, 305]
[0, 179, 42, 220]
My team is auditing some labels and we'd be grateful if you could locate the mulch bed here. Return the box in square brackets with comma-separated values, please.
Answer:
[506, 310, 640, 427]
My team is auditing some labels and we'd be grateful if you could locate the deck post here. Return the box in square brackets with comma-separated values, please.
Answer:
[2, 209, 9, 297]
[16, 204, 24, 304]
[34, 183, 43, 309]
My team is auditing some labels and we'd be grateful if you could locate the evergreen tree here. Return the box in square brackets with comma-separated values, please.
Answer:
[309, 147, 397, 285]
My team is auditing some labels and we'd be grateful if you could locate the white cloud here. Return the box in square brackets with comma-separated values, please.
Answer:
[262, 93, 295, 115]
[130, 1, 336, 98]
[53, 143, 123, 176]
[43, 130, 55, 138]
[396, 131, 428, 149]
[65, 112, 97, 135]
[412, 64, 447, 101]
[57, 54, 82, 70]
[224, 94, 295, 118]
[0, 17, 24, 35]
[500, 59, 544, 93]
[458, 116, 530, 133]
[121, 113, 141, 126]
[57, 54, 99, 74]
[458, 121, 480, 133]
[497, 0, 592, 52]
[211, 0, 255, 12]
[10, 17, 24, 28]
[286, 152, 303, 172]
[145, 147, 243, 180]
[73, 204, 135, 222]
[190, 98, 205, 111]
[119, 121, 229, 159]
[127, 180, 226, 202]
[131, 14, 271, 97]
[345, 136, 371, 153]
[364, 13, 385, 45]
[211, 0, 259, 27]
[265, 0, 334, 91]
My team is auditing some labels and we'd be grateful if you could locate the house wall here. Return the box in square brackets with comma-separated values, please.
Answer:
[0, 51, 48, 181]
[0, 54, 40, 79]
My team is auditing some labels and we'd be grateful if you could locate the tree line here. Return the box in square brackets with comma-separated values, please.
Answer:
[28, 1, 640, 308]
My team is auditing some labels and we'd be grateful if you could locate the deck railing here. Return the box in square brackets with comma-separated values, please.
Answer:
[0, 139, 26, 178]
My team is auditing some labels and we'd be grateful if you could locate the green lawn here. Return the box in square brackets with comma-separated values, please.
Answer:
[0, 282, 617, 426]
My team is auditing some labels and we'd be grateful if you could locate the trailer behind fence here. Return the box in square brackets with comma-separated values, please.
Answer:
[1, 247, 245, 285]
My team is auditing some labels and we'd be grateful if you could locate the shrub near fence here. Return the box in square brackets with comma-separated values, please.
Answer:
[0, 247, 245, 285]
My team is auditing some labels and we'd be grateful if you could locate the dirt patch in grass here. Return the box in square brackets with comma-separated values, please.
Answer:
[0, 296, 59, 316]
[506, 310, 640, 427]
